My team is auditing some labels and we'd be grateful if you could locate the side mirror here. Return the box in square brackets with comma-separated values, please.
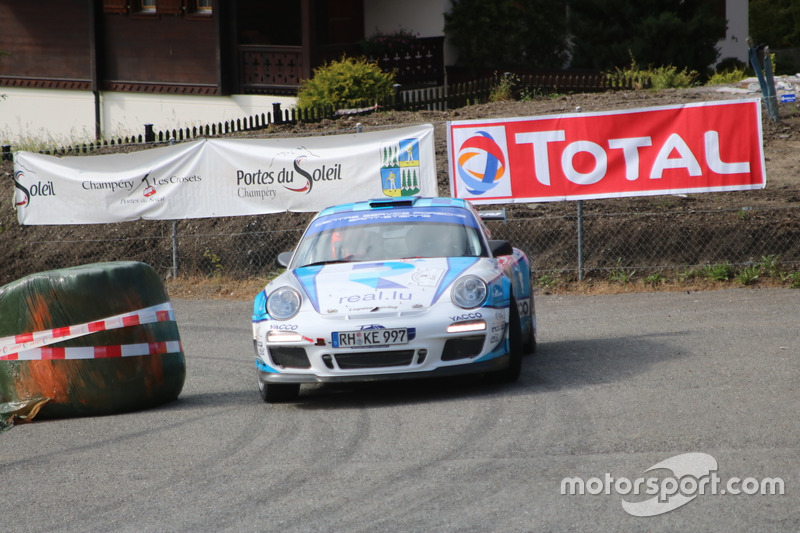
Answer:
[488, 240, 513, 257]
[276, 251, 293, 268]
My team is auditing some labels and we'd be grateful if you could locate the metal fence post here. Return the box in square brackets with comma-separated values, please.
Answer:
[748, 40, 779, 121]
[171, 220, 179, 279]
[168, 136, 178, 278]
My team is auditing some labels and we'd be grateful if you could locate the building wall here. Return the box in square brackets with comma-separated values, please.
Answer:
[0, 3, 93, 81]
[363, 0, 456, 65]
[0, 88, 296, 147]
[717, 0, 749, 64]
[102, 14, 220, 87]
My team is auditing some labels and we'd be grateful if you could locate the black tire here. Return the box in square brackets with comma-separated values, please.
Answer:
[493, 298, 523, 383]
[523, 295, 537, 355]
[258, 378, 300, 403]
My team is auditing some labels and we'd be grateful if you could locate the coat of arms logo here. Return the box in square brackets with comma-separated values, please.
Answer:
[380, 138, 421, 197]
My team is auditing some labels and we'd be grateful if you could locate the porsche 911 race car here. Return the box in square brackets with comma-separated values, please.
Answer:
[252, 196, 536, 402]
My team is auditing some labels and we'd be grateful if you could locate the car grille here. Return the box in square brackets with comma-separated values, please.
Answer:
[332, 350, 415, 369]
[441, 335, 486, 361]
[269, 347, 311, 369]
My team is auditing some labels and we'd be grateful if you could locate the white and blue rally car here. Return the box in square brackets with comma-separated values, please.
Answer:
[252, 197, 536, 402]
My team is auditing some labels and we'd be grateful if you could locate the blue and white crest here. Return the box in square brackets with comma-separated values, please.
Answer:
[381, 138, 421, 197]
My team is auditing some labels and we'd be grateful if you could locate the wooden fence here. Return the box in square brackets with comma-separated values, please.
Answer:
[1, 71, 638, 158]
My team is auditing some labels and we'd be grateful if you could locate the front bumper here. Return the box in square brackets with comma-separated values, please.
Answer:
[253, 310, 510, 383]
[256, 352, 512, 384]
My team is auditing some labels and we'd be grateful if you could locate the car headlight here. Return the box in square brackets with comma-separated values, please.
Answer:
[266, 287, 301, 320]
[452, 276, 487, 309]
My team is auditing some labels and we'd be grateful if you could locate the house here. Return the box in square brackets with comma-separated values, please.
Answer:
[0, 0, 745, 147]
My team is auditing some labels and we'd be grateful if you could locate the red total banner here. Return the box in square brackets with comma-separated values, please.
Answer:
[447, 99, 766, 203]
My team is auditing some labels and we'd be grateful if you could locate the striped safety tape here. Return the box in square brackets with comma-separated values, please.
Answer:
[1, 340, 183, 361]
[0, 302, 177, 360]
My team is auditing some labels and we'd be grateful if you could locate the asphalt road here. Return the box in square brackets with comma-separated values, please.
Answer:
[2, 288, 798, 532]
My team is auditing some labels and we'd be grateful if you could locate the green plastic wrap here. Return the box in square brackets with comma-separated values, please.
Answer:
[0, 261, 185, 428]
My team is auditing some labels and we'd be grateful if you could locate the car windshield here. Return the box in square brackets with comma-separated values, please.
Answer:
[291, 208, 487, 267]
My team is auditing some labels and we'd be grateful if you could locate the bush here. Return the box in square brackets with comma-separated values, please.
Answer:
[606, 53, 698, 90]
[296, 56, 395, 112]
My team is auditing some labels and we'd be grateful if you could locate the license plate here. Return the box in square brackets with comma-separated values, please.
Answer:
[332, 328, 408, 348]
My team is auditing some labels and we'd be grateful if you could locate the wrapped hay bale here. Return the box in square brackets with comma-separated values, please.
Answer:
[0, 261, 185, 428]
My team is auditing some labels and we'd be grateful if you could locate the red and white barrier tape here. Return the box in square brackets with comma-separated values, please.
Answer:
[1, 340, 183, 361]
[0, 302, 178, 361]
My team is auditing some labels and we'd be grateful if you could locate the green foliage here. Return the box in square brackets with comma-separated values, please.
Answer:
[606, 53, 698, 89]
[296, 56, 395, 112]
[707, 66, 748, 86]
[703, 262, 734, 282]
[755, 255, 783, 279]
[643, 271, 666, 288]
[736, 207, 752, 221]
[568, 0, 724, 76]
[608, 258, 636, 284]
[489, 73, 519, 102]
[444, 0, 568, 69]
[537, 273, 559, 289]
[203, 249, 224, 277]
[749, 0, 800, 50]
[647, 65, 698, 89]
[736, 265, 760, 285]
[787, 272, 800, 289]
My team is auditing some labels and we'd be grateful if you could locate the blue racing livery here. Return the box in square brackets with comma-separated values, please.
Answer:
[251, 196, 536, 402]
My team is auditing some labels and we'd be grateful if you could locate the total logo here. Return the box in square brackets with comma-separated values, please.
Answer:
[453, 125, 512, 197]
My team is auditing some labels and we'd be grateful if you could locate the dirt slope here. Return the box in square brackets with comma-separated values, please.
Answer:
[2, 86, 799, 297]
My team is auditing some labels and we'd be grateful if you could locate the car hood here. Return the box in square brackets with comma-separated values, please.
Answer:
[291, 257, 481, 316]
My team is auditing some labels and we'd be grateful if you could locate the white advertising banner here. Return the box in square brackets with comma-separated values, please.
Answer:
[12, 124, 436, 225]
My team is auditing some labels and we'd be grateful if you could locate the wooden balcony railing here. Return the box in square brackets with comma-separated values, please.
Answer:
[238, 36, 445, 94]
[239, 45, 304, 94]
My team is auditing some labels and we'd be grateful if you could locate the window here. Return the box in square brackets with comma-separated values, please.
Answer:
[139, 0, 156, 13]
[186, 0, 212, 15]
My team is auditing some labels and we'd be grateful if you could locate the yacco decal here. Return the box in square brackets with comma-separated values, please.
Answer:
[349, 262, 415, 289]
[431, 257, 479, 304]
[293, 265, 324, 312]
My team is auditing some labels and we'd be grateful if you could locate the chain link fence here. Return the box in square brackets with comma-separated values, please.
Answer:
[9, 204, 800, 286]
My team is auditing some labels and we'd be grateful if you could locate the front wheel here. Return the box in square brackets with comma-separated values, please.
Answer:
[492, 299, 523, 383]
[258, 378, 300, 403]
